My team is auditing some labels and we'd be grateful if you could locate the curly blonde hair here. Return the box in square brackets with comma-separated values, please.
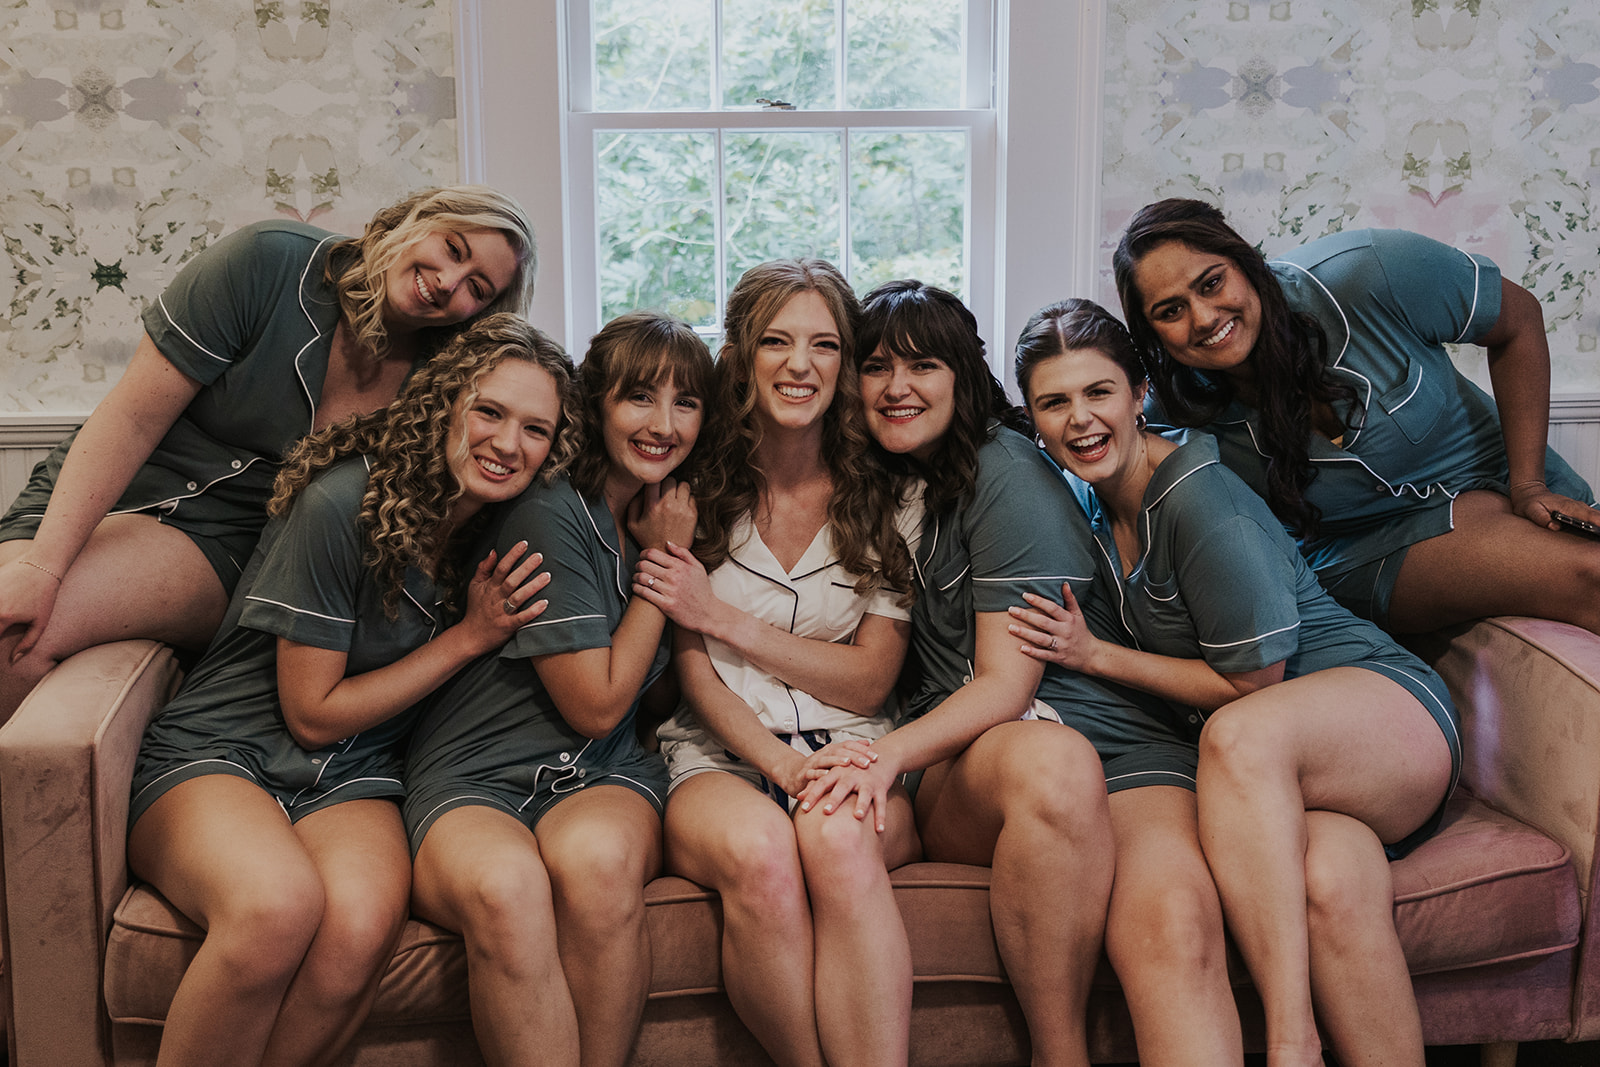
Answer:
[270, 313, 578, 618]
[329, 185, 537, 364]
[696, 259, 912, 602]
[567, 311, 715, 498]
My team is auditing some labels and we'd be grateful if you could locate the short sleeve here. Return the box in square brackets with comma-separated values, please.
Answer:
[862, 490, 926, 622]
[1366, 230, 1502, 347]
[496, 485, 619, 659]
[141, 222, 322, 387]
[966, 435, 1098, 614]
[1178, 514, 1301, 673]
[239, 467, 365, 652]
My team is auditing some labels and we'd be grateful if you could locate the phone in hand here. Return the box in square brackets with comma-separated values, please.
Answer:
[1551, 510, 1600, 540]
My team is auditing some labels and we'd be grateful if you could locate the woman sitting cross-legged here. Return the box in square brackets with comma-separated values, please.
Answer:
[126, 314, 572, 1067]
[400, 310, 712, 1067]
[639, 259, 923, 1067]
[1009, 298, 1461, 1067]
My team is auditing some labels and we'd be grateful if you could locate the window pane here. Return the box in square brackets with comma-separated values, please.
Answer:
[592, 0, 713, 111]
[721, 0, 837, 110]
[725, 131, 843, 294]
[846, 0, 964, 109]
[595, 131, 719, 327]
[849, 130, 967, 298]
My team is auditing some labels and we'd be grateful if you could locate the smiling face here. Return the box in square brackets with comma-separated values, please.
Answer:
[383, 226, 518, 333]
[447, 358, 563, 516]
[600, 373, 704, 499]
[1132, 240, 1262, 381]
[1025, 347, 1148, 490]
[749, 289, 841, 436]
[858, 346, 956, 462]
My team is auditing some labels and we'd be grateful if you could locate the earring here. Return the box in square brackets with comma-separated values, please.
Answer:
[1135, 411, 1148, 431]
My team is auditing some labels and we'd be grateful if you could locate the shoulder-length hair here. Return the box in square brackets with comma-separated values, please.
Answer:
[1111, 197, 1352, 536]
[857, 280, 1027, 518]
[696, 259, 911, 600]
[328, 184, 537, 365]
[567, 310, 715, 499]
[270, 312, 578, 618]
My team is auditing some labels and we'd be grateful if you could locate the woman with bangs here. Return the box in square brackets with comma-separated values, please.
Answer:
[0, 185, 537, 720]
[127, 314, 572, 1067]
[638, 259, 920, 1067]
[806, 279, 1118, 1067]
[401, 311, 713, 1067]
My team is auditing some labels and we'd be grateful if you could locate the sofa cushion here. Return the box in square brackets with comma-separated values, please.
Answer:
[103, 790, 1578, 1028]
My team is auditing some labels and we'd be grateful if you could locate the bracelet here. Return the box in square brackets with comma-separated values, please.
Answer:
[18, 559, 63, 583]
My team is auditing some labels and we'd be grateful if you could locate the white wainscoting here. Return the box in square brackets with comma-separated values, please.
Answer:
[5, 398, 1600, 514]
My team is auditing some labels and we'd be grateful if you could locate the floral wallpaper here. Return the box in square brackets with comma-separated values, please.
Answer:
[1101, 0, 1600, 393]
[0, 0, 458, 412]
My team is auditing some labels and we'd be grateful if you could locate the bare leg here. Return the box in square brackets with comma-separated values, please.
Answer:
[1196, 668, 1452, 1067]
[916, 720, 1114, 1067]
[0, 516, 228, 719]
[663, 773, 825, 1067]
[1105, 787, 1242, 1066]
[127, 775, 325, 1067]
[411, 805, 578, 1067]
[793, 783, 920, 1067]
[1303, 811, 1423, 1067]
[261, 799, 412, 1067]
[1389, 489, 1600, 633]
[537, 786, 663, 1067]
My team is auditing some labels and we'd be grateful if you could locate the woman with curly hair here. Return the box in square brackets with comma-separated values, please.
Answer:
[805, 279, 1119, 1067]
[633, 260, 919, 1067]
[1113, 197, 1599, 635]
[0, 185, 537, 718]
[401, 310, 712, 1067]
[126, 313, 574, 1067]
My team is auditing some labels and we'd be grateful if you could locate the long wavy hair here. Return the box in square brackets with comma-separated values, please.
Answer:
[270, 313, 579, 618]
[1112, 197, 1354, 537]
[567, 310, 715, 499]
[857, 280, 1028, 519]
[695, 259, 911, 600]
[1014, 298, 1146, 402]
[328, 185, 537, 365]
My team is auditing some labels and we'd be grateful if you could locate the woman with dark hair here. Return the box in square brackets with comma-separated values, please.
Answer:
[1010, 297, 1459, 1067]
[808, 279, 1118, 1066]
[401, 311, 712, 1067]
[1113, 197, 1599, 634]
[127, 313, 574, 1067]
[638, 259, 920, 1067]
[0, 185, 538, 718]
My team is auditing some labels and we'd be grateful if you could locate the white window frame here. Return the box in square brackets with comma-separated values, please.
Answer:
[457, 0, 1105, 389]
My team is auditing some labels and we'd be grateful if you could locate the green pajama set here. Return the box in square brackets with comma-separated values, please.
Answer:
[904, 425, 1195, 793]
[1168, 228, 1593, 624]
[402, 475, 669, 856]
[1, 221, 347, 593]
[1083, 430, 1460, 855]
[129, 456, 449, 828]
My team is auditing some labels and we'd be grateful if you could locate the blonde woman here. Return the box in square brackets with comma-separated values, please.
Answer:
[127, 314, 575, 1067]
[0, 185, 537, 718]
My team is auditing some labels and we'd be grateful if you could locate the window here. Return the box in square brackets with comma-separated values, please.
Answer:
[458, 0, 1105, 386]
[567, 0, 994, 344]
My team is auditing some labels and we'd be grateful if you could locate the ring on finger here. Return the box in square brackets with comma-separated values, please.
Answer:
[647, 575, 657, 588]
[1049, 636, 1057, 650]
[502, 598, 517, 615]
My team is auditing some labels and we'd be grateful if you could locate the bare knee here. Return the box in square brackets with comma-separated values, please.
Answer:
[304, 882, 410, 1001]
[995, 726, 1110, 840]
[794, 808, 883, 899]
[1198, 703, 1290, 786]
[453, 853, 558, 962]
[710, 821, 808, 919]
[1106, 874, 1226, 982]
[1304, 827, 1393, 943]
[546, 832, 650, 934]
[207, 878, 326, 991]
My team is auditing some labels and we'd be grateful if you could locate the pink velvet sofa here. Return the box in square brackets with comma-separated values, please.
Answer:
[3, 616, 1600, 1065]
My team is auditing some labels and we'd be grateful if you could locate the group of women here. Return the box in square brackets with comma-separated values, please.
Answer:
[2, 184, 1598, 1067]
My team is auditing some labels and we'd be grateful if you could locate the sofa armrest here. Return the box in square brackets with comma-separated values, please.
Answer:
[1408, 616, 1600, 1039]
[0, 641, 181, 1067]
